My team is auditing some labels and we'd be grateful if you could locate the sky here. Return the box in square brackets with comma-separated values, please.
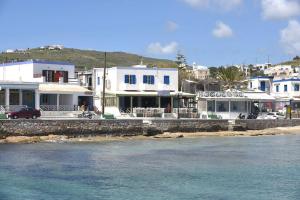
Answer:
[0, 0, 300, 66]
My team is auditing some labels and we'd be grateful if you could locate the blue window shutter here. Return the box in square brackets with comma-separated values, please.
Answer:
[132, 75, 136, 84]
[164, 76, 170, 84]
[143, 75, 147, 83]
[151, 76, 154, 84]
[276, 85, 279, 92]
[125, 75, 129, 83]
[284, 85, 287, 92]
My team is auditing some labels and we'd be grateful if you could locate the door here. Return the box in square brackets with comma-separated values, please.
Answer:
[260, 81, 266, 91]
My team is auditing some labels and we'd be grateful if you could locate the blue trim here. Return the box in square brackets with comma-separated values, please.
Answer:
[0, 60, 73, 67]
[273, 78, 300, 83]
[250, 76, 273, 80]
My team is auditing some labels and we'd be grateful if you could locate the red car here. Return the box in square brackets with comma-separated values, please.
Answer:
[6, 107, 41, 119]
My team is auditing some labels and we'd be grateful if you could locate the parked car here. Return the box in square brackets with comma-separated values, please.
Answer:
[6, 107, 41, 119]
[259, 112, 285, 120]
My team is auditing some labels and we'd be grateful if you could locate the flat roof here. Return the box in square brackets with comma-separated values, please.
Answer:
[0, 60, 73, 67]
[39, 83, 93, 95]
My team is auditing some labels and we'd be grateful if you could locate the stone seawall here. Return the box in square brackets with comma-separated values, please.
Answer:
[0, 119, 144, 138]
[150, 119, 229, 133]
[235, 119, 300, 130]
[1, 119, 300, 138]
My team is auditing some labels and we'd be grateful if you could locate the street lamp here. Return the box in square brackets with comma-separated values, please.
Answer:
[177, 92, 183, 119]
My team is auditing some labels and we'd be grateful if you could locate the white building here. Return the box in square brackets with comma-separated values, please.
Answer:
[0, 60, 92, 112]
[197, 90, 275, 119]
[271, 78, 300, 111]
[248, 76, 273, 93]
[255, 63, 272, 71]
[80, 65, 195, 117]
[192, 63, 210, 80]
[264, 65, 295, 77]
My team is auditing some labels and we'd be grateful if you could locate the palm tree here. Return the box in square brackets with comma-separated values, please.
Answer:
[216, 66, 244, 90]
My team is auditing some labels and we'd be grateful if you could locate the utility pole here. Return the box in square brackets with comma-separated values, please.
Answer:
[102, 52, 107, 116]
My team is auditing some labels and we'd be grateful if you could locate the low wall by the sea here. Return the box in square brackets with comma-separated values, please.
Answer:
[235, 119, 300, 130]
[1, 119, 300, 138]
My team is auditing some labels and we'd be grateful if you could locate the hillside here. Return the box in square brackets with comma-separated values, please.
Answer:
[0, 48, 176, 70]
[281, 57, 300, 66]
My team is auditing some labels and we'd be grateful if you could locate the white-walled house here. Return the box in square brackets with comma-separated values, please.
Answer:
[248, 76, 273, 93]
[0, 60, 93, 112]
[79, 65, 195, 117]
[271, 78, 300, 110]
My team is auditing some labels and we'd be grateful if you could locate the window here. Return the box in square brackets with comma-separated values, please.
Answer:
[276, 85, 279, 92]
[250, 82, 252, 88]
[143, 75, 155, 84]
[207, 100, 215, 112]
[42, 70, 68, 83]
[97, 77, 100, 85]
[164, 76, 170, 85]
[294, 84, 299, 91]
[231, 101, 247, 112]
[284, 85, 288, 92]
[216, 101, 229, 112]
[124, 75, 136, 84]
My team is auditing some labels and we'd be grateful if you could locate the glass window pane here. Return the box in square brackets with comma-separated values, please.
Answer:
[216, 101, 229, 112]
[207, 100, 215, 112]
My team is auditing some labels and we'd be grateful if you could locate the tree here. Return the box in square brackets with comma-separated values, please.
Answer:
[208, 67, 219, 79]
[293, 56, 300, 60]
[175, 53, 194, 90]
[216, 66, 244, 90]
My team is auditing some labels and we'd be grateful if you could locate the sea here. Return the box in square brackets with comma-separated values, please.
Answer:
[0, 135, 299, 200]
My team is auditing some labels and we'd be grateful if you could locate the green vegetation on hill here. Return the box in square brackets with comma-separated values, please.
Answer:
[281, 56, 300, 66]
[0, 48, 176, 70]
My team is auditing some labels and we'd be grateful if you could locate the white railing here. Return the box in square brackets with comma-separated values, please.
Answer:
[40, 105, 79, 111]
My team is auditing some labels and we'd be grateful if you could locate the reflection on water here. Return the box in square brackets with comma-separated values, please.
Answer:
[0, 135, 300, 200]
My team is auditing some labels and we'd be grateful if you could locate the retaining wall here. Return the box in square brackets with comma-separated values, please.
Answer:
[1, 119, 300, 138]
[235, 119, 300, 130]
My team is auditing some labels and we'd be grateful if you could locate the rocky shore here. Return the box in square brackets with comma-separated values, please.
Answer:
[1, 126, 300, 144]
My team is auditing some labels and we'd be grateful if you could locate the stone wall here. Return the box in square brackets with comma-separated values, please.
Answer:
[0, 119, 144, 138]
[1, 119, 300, 138]
[235, 119, 300, 130]
[150, 119, 229, 133]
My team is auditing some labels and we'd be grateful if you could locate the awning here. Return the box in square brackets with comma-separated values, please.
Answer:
[39, 83, 93, 95]
[106, 90, 195, 97]
[244, 92, 275, 101]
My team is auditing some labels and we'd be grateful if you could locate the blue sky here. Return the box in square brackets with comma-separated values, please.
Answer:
[0, 0, 300, 66]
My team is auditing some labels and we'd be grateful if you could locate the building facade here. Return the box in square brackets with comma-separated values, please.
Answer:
[80, 65, 195, 117]
[0, 60, 92, 112]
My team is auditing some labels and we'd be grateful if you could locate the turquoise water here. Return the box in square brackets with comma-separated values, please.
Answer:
[0, 135, 299, 200]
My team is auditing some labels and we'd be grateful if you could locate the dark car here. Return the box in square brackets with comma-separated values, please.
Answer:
[6, 107, 41, 119]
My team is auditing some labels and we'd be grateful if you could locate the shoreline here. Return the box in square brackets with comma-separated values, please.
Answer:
[1, 126, 300, 144]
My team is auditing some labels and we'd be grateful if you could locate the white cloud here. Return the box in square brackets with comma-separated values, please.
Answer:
[166, 21, 179, 32]
[147, 42, 178, 55]
[280, 20, 300, 55]
[182, 0, 209, 8]
[212, 21, 233, 38]
[261, 0, 300, 20]
[182, 0, 242, 10]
